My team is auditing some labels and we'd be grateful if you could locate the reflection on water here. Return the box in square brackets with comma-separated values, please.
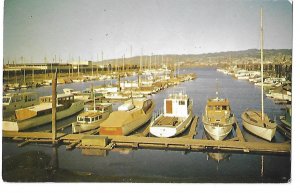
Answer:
[2, 68, 291, 182]
[82, 149, 108, 157]
[207, 152, 231, 163]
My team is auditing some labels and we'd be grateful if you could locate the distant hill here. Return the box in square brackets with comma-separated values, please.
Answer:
[98, 49, 292, 67]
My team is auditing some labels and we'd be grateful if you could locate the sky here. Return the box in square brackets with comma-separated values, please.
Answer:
[3, 0, 293, 63]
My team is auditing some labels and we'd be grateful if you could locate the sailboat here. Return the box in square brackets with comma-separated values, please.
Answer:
[20, 65, 28, 89]
[241, 8, 277, 141]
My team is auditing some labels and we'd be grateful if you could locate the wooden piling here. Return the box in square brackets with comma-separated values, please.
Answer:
[52, 69, 57, 144]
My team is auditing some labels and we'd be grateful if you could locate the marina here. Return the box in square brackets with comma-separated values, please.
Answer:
[2, 0, 293, 185]
[2, 67, 291, 182]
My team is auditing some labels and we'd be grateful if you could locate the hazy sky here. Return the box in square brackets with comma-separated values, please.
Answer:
[3, 0, 292, 63]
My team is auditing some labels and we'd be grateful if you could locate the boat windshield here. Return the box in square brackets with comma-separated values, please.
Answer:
[78, 117, 84, 122]
[3, 97, 10, 103]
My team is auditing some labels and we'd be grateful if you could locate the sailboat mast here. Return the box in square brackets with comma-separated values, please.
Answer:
[260, 8, 264, 120]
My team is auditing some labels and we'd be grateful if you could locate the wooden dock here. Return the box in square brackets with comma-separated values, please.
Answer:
[2, 116, 290, 155]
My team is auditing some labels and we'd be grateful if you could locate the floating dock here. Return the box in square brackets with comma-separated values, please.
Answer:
[2, 116, 290, 155]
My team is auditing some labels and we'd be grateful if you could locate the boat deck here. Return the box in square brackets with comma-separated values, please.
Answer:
[156, 116, 180, 126]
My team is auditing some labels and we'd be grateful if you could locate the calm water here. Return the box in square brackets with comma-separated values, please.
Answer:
[2, 68, 291, 182]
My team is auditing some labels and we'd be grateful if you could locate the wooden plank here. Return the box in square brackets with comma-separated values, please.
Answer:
[234, 119, 246, 142]
[17, 140, 31, 147]
[3, 125, 290, 154]
[277, 125, 291, 140]
[111, 136, 290, 153]
[66, 140, 81, 150]
[3, 131, 66, 139]
[182, 116, 198, 139]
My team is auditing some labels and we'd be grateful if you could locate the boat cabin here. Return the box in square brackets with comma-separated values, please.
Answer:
[206, 98, 230, 111]
[77, 111, 103, 124]
[3, 92, 38, 106]
[85, 103, 112, 113]
[39, 93, 75, 105]
[205, 98, 231, 122]
[164, 93, 191, 118]
[3, 92, 38, 116]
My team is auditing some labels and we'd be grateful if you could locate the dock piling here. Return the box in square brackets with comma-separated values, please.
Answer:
[52, 68, 58, 144]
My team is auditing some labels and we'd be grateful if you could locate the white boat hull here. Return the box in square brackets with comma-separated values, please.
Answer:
[3, 101, 84, 131]
[72, 112, 110, 133]
[241, 112, 276, 141]
[202, 119, 233, 141]
[72, 121, 100, 133]
[150, 113, 193, 138]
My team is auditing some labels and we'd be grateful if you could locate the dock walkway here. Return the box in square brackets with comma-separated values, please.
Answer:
[2, 116, 290, 155]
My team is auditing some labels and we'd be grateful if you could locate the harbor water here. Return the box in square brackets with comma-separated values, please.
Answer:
[2, 68, 290, 182]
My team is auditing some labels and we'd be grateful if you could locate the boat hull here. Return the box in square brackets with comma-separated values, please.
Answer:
[241, 111, 276, 141]
[100, 102, 155, 136]
[202, 117, 233, 141]
[121, 111, 153, 135]
[72, 112, 110, 133]
[150, 113, 193, 138]
[72, 121, 100, 133]
[3, 101, 84, 131]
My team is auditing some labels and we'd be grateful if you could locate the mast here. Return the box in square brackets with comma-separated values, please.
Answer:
[78, 56, 80, 77]
[260, 8, 264, 120]
[123, 54, 125, 72]
[22, 56, 25, 84]
[150, 54, 152, 70]
[101, 51, 103, 75]
[97, 53, 99, 75]
[31, 58, 34, 82]
[92, 84, 95, 111]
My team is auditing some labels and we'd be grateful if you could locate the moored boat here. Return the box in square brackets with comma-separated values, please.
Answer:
[72, 103, 112, 133]
[3, 92, 39, 119]
[150, 92, 193, 138]
[3, 93, 84, 131]
[241, 110, 276, 141]
[99, 98, 155, 135]
[202, 97, 235, 140]
[241, 9, 277, 141]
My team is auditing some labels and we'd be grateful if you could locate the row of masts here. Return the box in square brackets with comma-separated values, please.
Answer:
[7, 52, 181, 86]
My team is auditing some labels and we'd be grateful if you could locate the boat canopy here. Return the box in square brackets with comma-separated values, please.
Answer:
[118, 103, 135, 111]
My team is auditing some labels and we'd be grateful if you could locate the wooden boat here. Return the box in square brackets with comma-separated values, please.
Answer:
[202, 97, 235, 141]
[150, 92, 193, 138]
[72, 103, 112, 133]
[63, 88, 91, 101]
[3, 92, 39, 119]
[241, 110, 276, 141]
[99, 98, 155, 135]
[104, 92, 129, 100]
[242, 9, 277, 141]
[2, 93, 84, 131]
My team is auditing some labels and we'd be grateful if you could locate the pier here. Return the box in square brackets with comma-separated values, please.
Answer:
[2, 116, 290, 155]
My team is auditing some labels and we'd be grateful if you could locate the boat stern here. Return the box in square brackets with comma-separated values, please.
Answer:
[99, 127, 123, 135]
[72, 123, 82, 133]
[2, 121, 20, 132]
[150, 126, 177, 138]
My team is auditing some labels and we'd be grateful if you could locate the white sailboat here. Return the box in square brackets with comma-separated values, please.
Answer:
[241, 8, 277, 141]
